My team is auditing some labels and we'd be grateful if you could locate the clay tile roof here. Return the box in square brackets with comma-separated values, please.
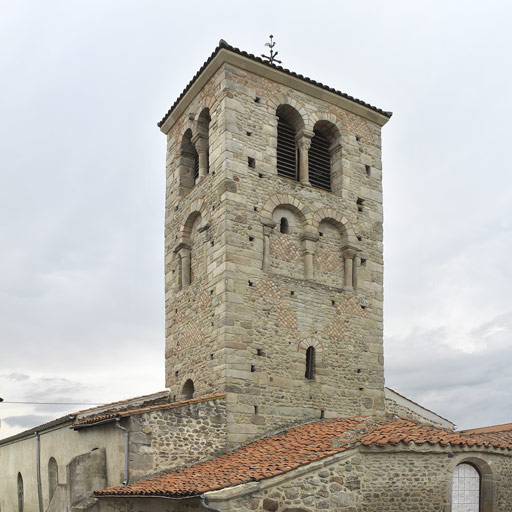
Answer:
[459, 423, 512, 445]
[73, 394, 226, 428]
[95, 415, 512, 498]
[157, 40, 391, 129]
[74, 390, 169, 415]
[95, 416, 375, 498]
[358, 417, 512, 451]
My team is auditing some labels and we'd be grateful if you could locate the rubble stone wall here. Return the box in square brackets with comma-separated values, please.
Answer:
[129, 398, 228, 481]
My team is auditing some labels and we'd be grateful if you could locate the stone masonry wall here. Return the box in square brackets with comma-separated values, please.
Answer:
[128, 398, 227, 482]
[163, 56, 387, 446]
[98, 497, 202, 512]
[496, 455, 512, 511]
[98, 445, 512, 511]
[210, 447, 512, 512]
[220, 62, 385, 445]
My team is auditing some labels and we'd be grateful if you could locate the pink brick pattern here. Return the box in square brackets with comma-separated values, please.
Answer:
[252, 278, 283, 300]
[277, 304, 298, 330]
[315, 247, 343, 272]
[270, 234, 302, 262]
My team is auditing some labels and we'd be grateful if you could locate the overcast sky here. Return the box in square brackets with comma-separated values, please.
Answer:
[1, 0, 511, 439]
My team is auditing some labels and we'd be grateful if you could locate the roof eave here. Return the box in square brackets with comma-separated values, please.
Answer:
[72, 416, 119, 430]
[0, 415, 75, 446]
[158, 44, 391, 135]
[96, 492, 199, 499]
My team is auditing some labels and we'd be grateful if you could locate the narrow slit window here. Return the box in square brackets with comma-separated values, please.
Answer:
[17, 472, 24, 512]
[305, 346, 315, 380]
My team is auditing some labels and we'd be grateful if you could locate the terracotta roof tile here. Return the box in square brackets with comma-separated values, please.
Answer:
[96, 416, 373, 497]
[157, 40, 391, 129]
[460, 422, 512, 434]
[74, 390, 170, 416]
[459, 423, 512, 445]
[96, 415, 512, 498]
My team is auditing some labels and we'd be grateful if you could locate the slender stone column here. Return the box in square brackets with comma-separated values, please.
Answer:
[301, 232, 319, 280]
[296, 129, 314, 185]
[353, 255, 360, 289]
[197, 220, 210, 274]
[192, 135, 209, 178]
[174, 242, 192, 287]
[261, 219, 276, 269]
[342, 245, 358, 290]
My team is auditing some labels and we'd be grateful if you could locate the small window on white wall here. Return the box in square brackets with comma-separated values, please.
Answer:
[452, 463, 480, 512]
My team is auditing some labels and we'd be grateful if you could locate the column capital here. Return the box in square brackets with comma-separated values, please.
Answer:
[197, 220, 210, 233]
[301, 232, 319, 243]
[173, 241, 191, 254]
[341, 245, 358, 259]
[191, 133, 208, 152]
[261, 218, 277, 228]
[296, 128, 315, 151]
[301, 233, 318, 255]
[261, 218, 276, 237]
[296, 128, 315, 141]
[297, 139, 311, 152]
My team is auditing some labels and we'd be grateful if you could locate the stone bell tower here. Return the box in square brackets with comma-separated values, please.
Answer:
[160, 41, 391, 445]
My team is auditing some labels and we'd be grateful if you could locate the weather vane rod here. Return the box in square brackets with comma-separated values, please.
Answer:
[261, 35, 282, 65]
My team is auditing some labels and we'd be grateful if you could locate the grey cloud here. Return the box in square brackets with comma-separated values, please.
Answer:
[2, 373, 30, 381]
[3, 415, 54, 429]
[1, 0, 512, 438]
[385, 311, 512, 429]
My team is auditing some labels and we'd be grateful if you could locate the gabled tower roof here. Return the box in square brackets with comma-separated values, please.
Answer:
[158, 40, 392, 133]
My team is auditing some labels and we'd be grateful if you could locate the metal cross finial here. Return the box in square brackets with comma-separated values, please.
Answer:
[261, 35, 282, 65]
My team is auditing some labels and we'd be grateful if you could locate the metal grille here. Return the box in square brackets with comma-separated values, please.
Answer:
[277, 119, 298, 180]
[309, 130, 331, 191]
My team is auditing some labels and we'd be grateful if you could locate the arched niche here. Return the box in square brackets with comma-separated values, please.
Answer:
[315, 218, 345, 288]
[175, 211, 203, 289]
[17, 473, 24, 512]
[181, 379, 194, 399]
[48, 457, 58, 502]
[269, 205, 305, 278]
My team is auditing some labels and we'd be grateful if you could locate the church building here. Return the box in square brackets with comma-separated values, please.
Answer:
[1, 40, 512, 512]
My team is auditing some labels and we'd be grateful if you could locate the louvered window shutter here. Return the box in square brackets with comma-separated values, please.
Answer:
[193, 152, 199, 182]
[277, 119, 298, 180]
[309, 130, 331, 191]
